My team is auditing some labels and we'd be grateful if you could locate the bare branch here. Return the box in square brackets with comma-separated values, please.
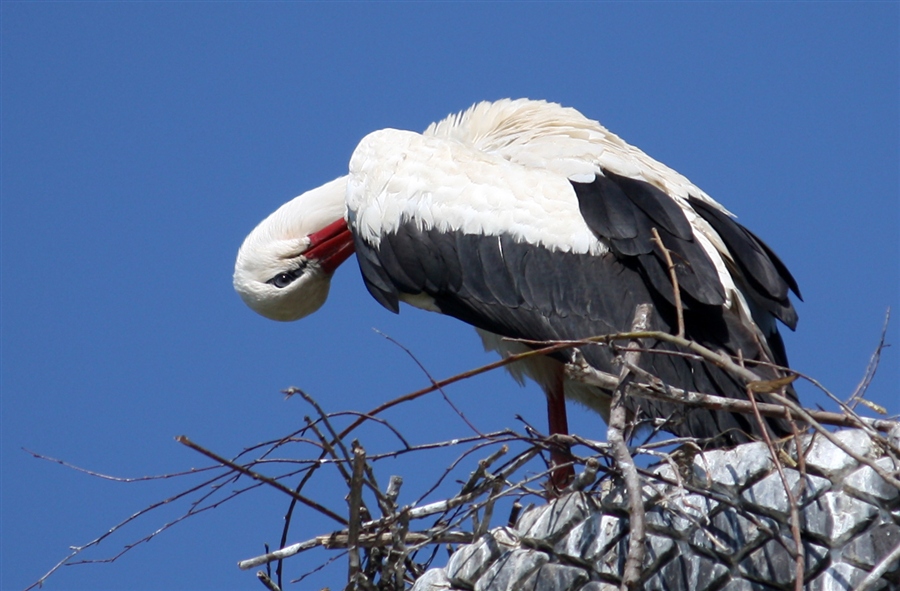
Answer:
[22, 449, 219, 482]
[175, 435, 348, 525]
[857, 539, 900, 591]
[256, 570, 282, 591]
[746, 388, 804, 591]
[346, 442, 366, 589]
[374, 328, 485, 436]
[650, 227, 684, 338]
[609, 303, 652, 591]
[847, 307, 891, 411]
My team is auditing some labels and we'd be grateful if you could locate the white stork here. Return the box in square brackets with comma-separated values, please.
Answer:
[234, 99, 801, 476]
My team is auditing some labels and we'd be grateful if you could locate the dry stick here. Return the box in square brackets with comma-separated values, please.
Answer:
[474, 481, 504, 539]
[385, 475, 403, 508]
[609, 303, 652, 591]
[388, 509, 411, 590]
[789, 414, 810, 589]
[770, 364, 884, 442]
[271, 431, 514, 584]
[857, 539, 900, 591]
[290, 551, 347, 585]
[513, 330, 761, 383]
[379, 473, 409, 591]
[346, 442, 366, 590]
[360, 462, 392, 518]
[411, 435, 525, 507]
[565, 457, 601, 493]
[404, 476, 547, 553]
[249, 530, 475, 556]
[175, 436, 348, 526]
[26, 468, 243, 591]
[410, 435, 513, 505]
[304, 417, 354, 485]
[239, 447, 540, 570]
[610, 356, 897, 433]
[256, 571, 282, 591]
[301, 419, 373, 524]
[317, 326, 897, 455]
[740, 355, 894, 446]
[766, 392, 900, 491]
[746, 389, 804, 591]
[650, 227, 684, 338]
[22, 449, 219, 482]
[300, 391, 375, 524]
[336, 352, 561, 438]
[461, 444, 508, 494]
[374, 328, 485, 436]
[624, 360, 900, 489]
[274, 401, 415, 587]
[297, 388, 356, 470]
[847, 307, 891, 411]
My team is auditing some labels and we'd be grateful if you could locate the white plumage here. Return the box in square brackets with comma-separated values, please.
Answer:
[234, 99, 801, 459]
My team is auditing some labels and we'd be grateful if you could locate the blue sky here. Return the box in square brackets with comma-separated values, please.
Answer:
[2, 3, 897, 590]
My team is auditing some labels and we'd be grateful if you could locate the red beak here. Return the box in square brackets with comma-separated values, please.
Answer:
[305, 218, 355, 274]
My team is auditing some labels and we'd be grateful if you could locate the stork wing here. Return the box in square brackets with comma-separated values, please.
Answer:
[347, 124, 800, 443]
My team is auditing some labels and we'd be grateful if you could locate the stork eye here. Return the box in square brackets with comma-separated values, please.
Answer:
[270, 273, 294, 288]
[267, 265, 305, 289]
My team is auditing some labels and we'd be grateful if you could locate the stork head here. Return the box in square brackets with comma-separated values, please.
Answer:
[233, 177, 354, 322]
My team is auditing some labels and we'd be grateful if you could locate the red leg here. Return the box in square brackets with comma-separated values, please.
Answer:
[546, 365, 575, 490]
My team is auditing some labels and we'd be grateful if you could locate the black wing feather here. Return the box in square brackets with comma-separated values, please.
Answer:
[688, 196, 800, 330]
[353, 232, 400, 313]
[573, 174, 725, 307]
[602, 169, 694, 240]
[571, 174, 639, 240]
[478, 234, 523, 308]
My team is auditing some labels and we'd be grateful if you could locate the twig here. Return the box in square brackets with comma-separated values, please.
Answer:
[385, 475, 403, 510]
[295, 387, 356, 471]
[387, 509, 411, 590]
[22, 449, 218, 482]
[238, 446, 541, 570]
[474, 481, 503, 539]
[303, 416, 354, 484]
[650, 227, 684, 337]
[289, 551, 347, 585]
[243, 529, 474, 563]
[847, 307, 891, 411]
[346, 442, 366, 589]
[374, 329, 484, 436]
[610, 360, 899, 433]
[747, 389, 804, 591]
[461, 445, 508, 494]
[609, 303, 652, 591]
[256, 570, 282, 591]
[175, 436, 348, 525]
[25, 462, 249, 590]
[511, 330, 762, 383]
[857, 539, 900, 591]
[766, 393, 900, 490]
[566, 457, 600, 492]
